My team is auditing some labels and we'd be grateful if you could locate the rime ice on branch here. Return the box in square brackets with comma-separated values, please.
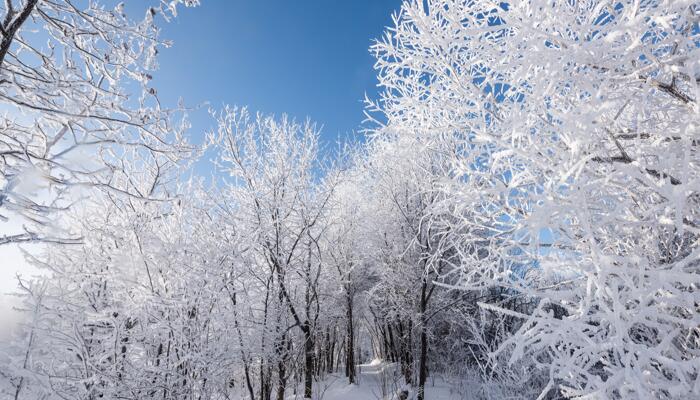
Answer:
[0, 0, 199, 246]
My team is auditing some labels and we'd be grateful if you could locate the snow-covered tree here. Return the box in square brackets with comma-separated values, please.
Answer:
[209, 106, 336, 400]
[1, 178, 240, 400]
[373, 0, 700, 398]
[0, 0, 198, 246]
[354, 132, 468, 400]
[322, 157, 379, 384]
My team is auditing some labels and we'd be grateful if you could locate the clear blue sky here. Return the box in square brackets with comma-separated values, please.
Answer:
[154, 1, 401, 147]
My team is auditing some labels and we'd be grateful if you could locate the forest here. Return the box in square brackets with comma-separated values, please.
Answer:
[0, 1, 698, 400]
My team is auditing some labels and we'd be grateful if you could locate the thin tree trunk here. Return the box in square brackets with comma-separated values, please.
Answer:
[13, 320, 36, 400]
[229, 288, 256, 400]
[275, 334, 289, 400]
[260, 277, 272, 400]
[303, 324, 314, 399]
[345, 291, 356, 384]
[400, 319, 413, 385]
[417, 279, 429, 400]
[387, 323, 398, 363]
[327, 325, 336, 374]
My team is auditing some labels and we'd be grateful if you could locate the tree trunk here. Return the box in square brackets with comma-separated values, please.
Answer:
[387, 324, 398, 363]
[303, 324, 315, 399]
[403, 320, 413, 385]
[259, 276, 273, 400]
[228, 288, 256, 400]
[0, 0, 38, 69]
[345, 292, 356, 384]
[327, 325, 336, 374]
[275, 334, 289, 400]
[417, 279, 429, 400]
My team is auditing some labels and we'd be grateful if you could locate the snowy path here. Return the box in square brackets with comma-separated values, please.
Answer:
[305, 360, 463, 400]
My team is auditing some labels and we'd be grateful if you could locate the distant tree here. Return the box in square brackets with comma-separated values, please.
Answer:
[210, 106, 335, 400]
[356, 132, 463, 400]
[323, 162, 379, 384]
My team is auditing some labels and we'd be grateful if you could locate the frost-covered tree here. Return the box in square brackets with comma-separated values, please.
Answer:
[323, 159, 379, 384]
[355, 132, 466, 400]
[0, 180, 237, 400]
[209, 106, 335, 400]
[0, 0, 198, 246]
[373, 0, 700, 398]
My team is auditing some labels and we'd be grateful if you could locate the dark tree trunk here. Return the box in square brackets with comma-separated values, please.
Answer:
[417, 279, 429, 400]
[275, 335, 289, 400]
[387, 324, 398, 363]
[228, 288, 256, 400]
[345, 292, 356, 384]
[327, 326, 336, 374]
[275, 359, 286, 400]
[303, 323, 315, 399]
[403, 320, 414, 385]
[242, 363, 255, 400]
[396, 320, 413, 385]
[0, 0, 38, 69]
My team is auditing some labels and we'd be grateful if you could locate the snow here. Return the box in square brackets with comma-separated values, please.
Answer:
[278, 361, 468, 400]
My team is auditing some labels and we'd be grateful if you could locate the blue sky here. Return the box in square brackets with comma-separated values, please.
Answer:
[154, 1, 401, 148]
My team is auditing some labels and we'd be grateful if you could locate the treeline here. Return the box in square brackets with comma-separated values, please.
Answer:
[1, 107, 541, 400]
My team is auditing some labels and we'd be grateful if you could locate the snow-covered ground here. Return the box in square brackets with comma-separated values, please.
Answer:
[281, 360, 469, 400]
